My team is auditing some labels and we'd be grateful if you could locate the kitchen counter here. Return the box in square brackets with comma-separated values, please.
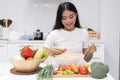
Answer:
[0, 40, 45, 44]
[0, 39, 104, 44]
[0, 63, 115, 80]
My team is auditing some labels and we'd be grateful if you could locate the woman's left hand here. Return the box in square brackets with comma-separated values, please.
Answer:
[83, 44, 97, 62]
[88, 44, 97, 54]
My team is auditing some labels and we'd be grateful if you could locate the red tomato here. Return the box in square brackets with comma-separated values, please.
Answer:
[58, 66, 72, 71]
[53, 71, 58, 75]
[78, 66, 88, 75]
[65, 66, 72, 70]
[58, 67, 66, 71]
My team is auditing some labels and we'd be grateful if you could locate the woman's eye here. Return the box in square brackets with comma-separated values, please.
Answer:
[62, 17, 66, 20]
[69, 16, 74, 19]
[62, 15, 74, 20]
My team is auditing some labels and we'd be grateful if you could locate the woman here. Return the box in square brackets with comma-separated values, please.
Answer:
[43, 2, 96, 62]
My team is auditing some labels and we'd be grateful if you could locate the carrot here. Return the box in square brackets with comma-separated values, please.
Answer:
[70, 63, 79, 73]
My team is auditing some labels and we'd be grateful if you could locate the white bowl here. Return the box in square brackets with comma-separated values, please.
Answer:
[53, 53, 84, 66]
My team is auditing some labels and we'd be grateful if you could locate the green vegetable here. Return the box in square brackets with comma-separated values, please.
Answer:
[87, 28, 94, 31]
[37, 64, 54, 80]
[90, 61, 109, 79]
[59, 70, 74, 75]
[42, 50, 49, 58]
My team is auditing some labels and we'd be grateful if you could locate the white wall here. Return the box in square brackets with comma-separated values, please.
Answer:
[0, 0, 60, 38]
[0, 0, 100, 39]
[101, 0, 120, 80]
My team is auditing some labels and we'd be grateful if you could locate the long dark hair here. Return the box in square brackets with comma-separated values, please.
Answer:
[53, 2, 82, 30]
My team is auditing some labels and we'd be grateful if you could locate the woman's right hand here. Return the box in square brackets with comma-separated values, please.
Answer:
[43, 47, 66, 56]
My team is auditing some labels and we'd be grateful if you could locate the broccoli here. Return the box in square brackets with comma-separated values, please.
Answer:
[90, 61, 109, 79]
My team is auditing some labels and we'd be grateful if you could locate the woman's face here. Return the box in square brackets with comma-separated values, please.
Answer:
[62, 10, 77, 31]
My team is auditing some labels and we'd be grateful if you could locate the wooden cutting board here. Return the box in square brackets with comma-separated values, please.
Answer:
[54, 73, 91, 78]
[10, 67, 42, 75]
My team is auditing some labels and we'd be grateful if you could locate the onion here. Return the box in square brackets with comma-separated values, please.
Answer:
[10, 55, 25, 61]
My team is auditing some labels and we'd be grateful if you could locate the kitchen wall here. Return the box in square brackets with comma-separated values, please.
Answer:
[101, 0, 120, 80]
[0, 0, 100, 39]
[0, 0, 58, 39]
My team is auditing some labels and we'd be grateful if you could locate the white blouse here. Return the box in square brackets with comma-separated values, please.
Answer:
[44, 27, 89, 53]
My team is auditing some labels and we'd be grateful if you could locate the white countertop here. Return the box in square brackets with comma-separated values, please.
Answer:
[0, 63, 115, 80]
[0, 40, 45, 44]
[0, 39, 103, 44]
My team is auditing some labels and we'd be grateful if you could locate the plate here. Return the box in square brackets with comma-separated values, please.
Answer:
[10, 67, 42, 75]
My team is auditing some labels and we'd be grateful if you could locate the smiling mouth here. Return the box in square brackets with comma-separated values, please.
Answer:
[66, 23, 73, 27]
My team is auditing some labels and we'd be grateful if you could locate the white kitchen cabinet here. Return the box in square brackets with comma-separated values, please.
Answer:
[0, 44, 8, 62]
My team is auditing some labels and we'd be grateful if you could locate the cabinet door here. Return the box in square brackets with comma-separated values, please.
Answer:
[0, 44, 8, 62]
[7, 43, 43, 62]
[88, 43, 104, 63]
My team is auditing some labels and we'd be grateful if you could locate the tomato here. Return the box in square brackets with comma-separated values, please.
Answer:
[58, 66, 72, 71]
[64, 66, 72, 70]
[53, 71, 58, 75]
[58, 67, 66, 71]
[78, 66, 88, 75]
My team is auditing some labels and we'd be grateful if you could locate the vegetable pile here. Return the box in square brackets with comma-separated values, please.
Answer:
[53, 61, 109, 79]
[11, 45, 49, 62]
[53, 63, 89, 75]
[36, 61, 109, 79]
[20, 45, 48, 60]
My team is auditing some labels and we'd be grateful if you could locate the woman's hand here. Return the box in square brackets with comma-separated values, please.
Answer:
[87, 44, 97, 54]
[83, 44, 97, 62]
[43, 47, 66, 56]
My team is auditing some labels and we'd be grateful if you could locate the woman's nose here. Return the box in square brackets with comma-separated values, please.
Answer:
[66, 18, 71, 23]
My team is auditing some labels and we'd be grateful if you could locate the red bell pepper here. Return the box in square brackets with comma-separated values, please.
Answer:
[20, 46, 34, 59]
